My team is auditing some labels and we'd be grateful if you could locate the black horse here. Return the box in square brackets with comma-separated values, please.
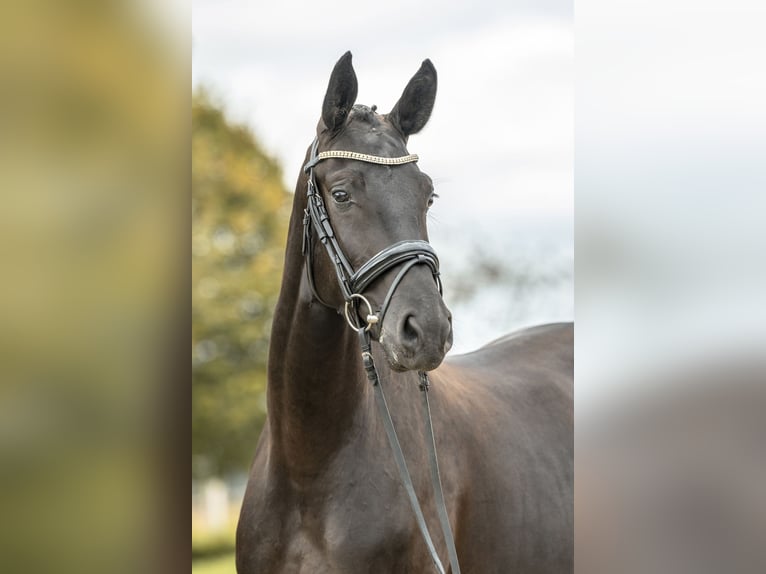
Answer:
[236, 52, 573, 573]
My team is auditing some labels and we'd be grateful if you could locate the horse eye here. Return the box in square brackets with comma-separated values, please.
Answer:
[331, 189, 349, 203]
[427, 193, 439, 208]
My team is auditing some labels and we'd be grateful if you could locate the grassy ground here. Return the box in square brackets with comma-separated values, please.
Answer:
[192, 552, 236, 574]
[193, 509, 237, 574]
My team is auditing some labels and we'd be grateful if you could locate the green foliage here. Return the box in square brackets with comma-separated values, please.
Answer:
[192, 89, 290, 478]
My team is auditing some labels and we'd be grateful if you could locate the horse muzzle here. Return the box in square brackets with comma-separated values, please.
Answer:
[380, 297, 453, 372]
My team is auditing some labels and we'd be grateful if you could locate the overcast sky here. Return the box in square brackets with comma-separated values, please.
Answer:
[192, 0, 573, 225]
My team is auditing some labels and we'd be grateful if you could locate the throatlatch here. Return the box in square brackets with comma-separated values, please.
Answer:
[302, 139, 461, 574]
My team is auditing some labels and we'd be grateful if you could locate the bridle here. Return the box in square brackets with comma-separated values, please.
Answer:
[301, 138, 462, 574]
[302, 138, 442, 332]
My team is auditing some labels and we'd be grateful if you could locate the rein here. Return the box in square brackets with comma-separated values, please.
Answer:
[302, 139, 461, 574]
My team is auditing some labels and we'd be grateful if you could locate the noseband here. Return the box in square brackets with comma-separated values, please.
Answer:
[300, 138, 461, 574]
[301, 138, 442, 332]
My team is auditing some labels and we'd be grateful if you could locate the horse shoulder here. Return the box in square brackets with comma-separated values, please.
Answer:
[429, 323, 573, 571]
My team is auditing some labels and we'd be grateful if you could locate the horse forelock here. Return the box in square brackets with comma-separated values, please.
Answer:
[319, 104, 408, 157]
[348, 104, 378, 123]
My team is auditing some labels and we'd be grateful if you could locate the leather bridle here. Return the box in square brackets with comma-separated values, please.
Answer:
[302, 138, 442, 332]
[301, 138, 461, 574]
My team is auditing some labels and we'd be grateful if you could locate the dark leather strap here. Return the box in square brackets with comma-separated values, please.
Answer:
[420, 373, 461, 574]
[358, 330, 447, 574]
[350, 240, 439, 293]
[377, 257, 423, 328]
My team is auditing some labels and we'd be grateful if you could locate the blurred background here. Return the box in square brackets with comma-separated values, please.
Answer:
[191, 1, 573, 571]
[576, 1, 766, 572]
[0, 2, 187, 574]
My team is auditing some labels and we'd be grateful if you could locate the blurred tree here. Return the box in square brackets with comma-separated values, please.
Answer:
[192, 89, 289, 478]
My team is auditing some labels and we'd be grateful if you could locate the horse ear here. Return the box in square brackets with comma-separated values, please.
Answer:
[322, 51, 358, 132]
[389, 59, 437, 137]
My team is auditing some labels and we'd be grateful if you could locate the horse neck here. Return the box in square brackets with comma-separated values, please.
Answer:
[266, 171, 372, 479]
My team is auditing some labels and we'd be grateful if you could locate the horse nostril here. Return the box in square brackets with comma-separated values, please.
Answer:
[401, 314, 421, 348]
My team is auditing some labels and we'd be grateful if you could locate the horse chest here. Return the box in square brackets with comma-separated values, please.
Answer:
[239, 456, 430, 573]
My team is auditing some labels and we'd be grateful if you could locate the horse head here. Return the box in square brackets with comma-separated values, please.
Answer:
[305, 51, 452, 372]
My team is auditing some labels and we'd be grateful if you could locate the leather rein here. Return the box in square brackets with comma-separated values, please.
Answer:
[302, 138, 461, 574]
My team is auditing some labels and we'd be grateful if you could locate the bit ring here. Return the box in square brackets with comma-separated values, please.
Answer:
[344, 293, 379, 332]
